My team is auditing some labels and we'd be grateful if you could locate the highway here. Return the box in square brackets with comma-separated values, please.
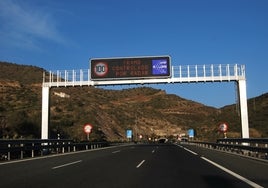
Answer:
[0, 143, 267, 188]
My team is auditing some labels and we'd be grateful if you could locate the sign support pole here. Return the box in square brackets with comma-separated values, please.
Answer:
[237, 80, 249, 138]
[41, 86, 50, 139]
[84, 124, 93, 141]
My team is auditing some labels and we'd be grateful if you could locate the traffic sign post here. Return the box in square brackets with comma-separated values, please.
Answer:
[84, 124, 93, 140]
[126, 130, 132, 141]
[218, 123, 228, 138]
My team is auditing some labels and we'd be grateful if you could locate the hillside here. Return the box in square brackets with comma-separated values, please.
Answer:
[0, 61, 267, 141]
[0, 62, 44, 84]
[220, 93, 268, 137]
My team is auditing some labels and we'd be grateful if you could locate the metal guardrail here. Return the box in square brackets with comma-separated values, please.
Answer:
[187, 138, 268, 160]
[0, 139, 110, 161]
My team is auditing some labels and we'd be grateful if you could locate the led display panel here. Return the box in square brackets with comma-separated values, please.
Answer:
[90, 56, 171, 80]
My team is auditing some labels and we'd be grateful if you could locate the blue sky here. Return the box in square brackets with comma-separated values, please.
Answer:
[0, 0, 267, 108]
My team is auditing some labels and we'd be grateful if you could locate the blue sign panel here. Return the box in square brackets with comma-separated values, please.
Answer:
[126, 130, 132, 139]
[152, 59, 168, 75]
[188, 129, 194, 138]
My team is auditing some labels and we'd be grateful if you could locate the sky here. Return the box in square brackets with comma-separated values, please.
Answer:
[0, 0, 267, 108]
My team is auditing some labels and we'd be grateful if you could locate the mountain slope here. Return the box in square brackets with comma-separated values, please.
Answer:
[0, 61, 267, 141]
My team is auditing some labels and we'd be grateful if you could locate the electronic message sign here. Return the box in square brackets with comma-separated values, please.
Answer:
[90, 56, 171, 80]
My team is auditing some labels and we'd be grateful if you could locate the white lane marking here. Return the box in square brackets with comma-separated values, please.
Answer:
[112, 150, 121, 154]
[136, 160, 145, 168]
[52, 160, 82, 170]
[201, 157, 264, 188]
[184, 148, 198, 155]
[176, 144, 184, 149]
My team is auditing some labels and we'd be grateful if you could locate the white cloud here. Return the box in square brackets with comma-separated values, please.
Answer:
[0, 0, 65, 50]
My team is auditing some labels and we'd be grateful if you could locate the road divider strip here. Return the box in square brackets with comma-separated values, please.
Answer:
[201, 157, 264, 188]
[52, 160, 82, 170]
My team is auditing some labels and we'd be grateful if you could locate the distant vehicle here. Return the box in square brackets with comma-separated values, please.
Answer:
[158, 138, 168, 143]
[181, 138, 188, 142]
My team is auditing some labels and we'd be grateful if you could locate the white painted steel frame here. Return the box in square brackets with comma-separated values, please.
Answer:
[42, 64, 249, 139]
[41, 87, 49, 139]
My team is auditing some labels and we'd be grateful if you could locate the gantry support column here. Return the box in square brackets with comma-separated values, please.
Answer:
[41, 86, 50, 139]
[237, 79, 249, 138]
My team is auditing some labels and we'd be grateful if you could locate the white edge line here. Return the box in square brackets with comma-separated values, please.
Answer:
[52, 160, 82, 170]
[184, 148, 198, 155]
[136, 160, 145, 168]
[201, 157, 264, 188]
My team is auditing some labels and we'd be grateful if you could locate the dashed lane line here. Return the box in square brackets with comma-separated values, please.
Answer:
[52, 160, 82, 170]
[136, 160, 145, 168]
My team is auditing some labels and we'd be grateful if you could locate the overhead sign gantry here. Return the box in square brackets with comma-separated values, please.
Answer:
[42, 56, 249, 140]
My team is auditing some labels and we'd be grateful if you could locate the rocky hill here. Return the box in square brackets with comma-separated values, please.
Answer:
[0, 62, 267, 141]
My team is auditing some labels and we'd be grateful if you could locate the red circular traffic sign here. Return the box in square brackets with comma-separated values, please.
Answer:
[218, 123, 228, 133]
[84, 124, 93, 134]
[93, 62, 108, 77]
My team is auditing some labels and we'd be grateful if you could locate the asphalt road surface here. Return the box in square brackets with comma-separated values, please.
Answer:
[0, 143, 267, 188]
